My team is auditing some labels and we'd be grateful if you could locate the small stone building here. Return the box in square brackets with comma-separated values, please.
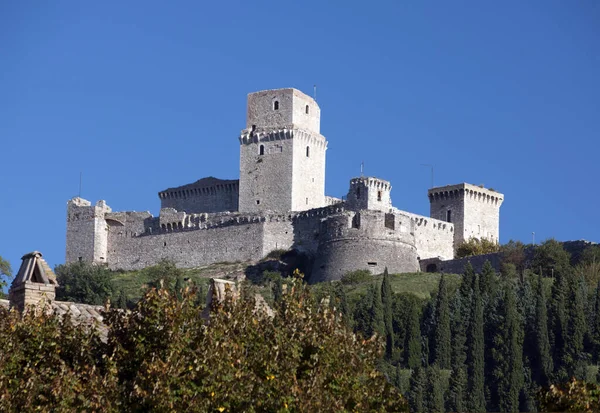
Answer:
[2, 252, 105, 336]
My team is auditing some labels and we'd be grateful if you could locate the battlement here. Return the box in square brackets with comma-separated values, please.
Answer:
[239, 128, 327, 150]
[428, 183, 504, 205]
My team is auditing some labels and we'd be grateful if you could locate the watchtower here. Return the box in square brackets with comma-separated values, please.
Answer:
[428, 183, 504, 248]
[238, 88, 327, 213]
[346, 177, 392, 212]
[65, 197, 111, 264]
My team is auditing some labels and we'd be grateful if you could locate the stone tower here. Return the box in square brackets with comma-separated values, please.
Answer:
[428, 183, 504, 248]
[238, 88, 327, 213]
[346, 177, 392, 212]
[65, 197, 111, 264]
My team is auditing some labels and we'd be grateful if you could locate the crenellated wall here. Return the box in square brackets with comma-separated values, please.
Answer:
[395, 210, 455, 261]
[158, 177, 239, 214]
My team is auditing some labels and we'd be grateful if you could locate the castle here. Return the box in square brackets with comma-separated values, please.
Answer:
[66, 88, 504, 282]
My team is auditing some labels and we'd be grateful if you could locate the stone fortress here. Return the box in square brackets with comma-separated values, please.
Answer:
[66, 88, 504, 282]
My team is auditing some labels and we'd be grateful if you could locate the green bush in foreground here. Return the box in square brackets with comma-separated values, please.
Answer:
[0, 274, 407, 412]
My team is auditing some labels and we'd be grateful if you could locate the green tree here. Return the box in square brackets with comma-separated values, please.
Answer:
[143, 259, 184, 290]
[532, 239, 572, 278]
[432, 274, 451, 369]
[533, 272, 553, 386]
[480, 260, 496, 298]
[496, 285, 524, 413]
[563, 275, 588, 379]
[549, 270, 568, 379]
[593, 280, 600, 363]
[369, 281, 385, 338]
[115, 288, 128, 309]
[54, 261, 114, 305]
[426, 365, 445, 413]
[409, 367, 426, 413]
[447, 366, 467, 413]
[456, 237, 500, 258]
[406, 299, 422, 369]
[500, 240, 527, 275]
[467, 275, 486, 412]
[381, 267, 394, 359]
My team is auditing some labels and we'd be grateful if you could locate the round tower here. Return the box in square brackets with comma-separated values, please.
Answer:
[311, 210, 419, 283]
[238, 88, 327, 213]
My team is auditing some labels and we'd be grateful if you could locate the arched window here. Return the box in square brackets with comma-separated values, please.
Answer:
[259, 145, 265, 155]
[305, 105, 309, 114]
[306, 146, 310, 157]
[273, 101, 279, 110]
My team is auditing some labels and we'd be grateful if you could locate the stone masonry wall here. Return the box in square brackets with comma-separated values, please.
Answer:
[158, 179, 239, 214]
[291, 131, 326, 211]
[397, 209, 455, 261]
[311, 210, 419, 283]
[66, 198, 111, 265]
[238, 130, 295, 213]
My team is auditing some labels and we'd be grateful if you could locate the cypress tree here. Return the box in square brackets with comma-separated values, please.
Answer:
[497, 285, 524, 413]
[426, 365, 445, 413]
[563, 275, 587, 379]
[533, 271, 552, 386]
[593, 280, 600, 363]
[335, 283, 351, 328]
[409, 367, 426, 413]
[467, 275, 486, 412]
[406, 299, 422, 369]
[116, 288, 128, 309]
[381, 267, 394, 359]
[548, 271, 568, 379]
[480, 260, 496, 299]
[432, 274, 451, 369]
[368, 281, 385, 338]
[447, 366, 467, 413]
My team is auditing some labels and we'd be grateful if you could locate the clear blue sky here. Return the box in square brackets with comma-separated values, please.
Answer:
[1, 1, 599, 281]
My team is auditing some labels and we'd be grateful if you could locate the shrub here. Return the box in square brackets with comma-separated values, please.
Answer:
[455, 237, 499, 258]
[0, 275, 407, 411]
[341, 269, 372, 285]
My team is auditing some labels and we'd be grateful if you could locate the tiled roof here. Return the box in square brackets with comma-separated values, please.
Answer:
[51, 301, 108, 340]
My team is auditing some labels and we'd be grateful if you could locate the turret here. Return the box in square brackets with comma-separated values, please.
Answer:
[346, 177, 392, 212]
[238, 88, 327, 213]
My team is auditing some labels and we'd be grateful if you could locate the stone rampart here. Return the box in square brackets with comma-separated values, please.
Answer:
[396, 209, 455, 261]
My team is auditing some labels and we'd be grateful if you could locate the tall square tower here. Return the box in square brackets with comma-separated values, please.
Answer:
[238, 88, 327, 213]
[428, 183, 504, 248]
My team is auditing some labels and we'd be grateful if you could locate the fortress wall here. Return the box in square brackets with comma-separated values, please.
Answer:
[106, 221, 265, 271]
[262, 219, 295, 255]
[420, 252, 503, 275]
[159, 181, 239, 214]
[310, 211, 419, 283]
[396, 210, 454, 260]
